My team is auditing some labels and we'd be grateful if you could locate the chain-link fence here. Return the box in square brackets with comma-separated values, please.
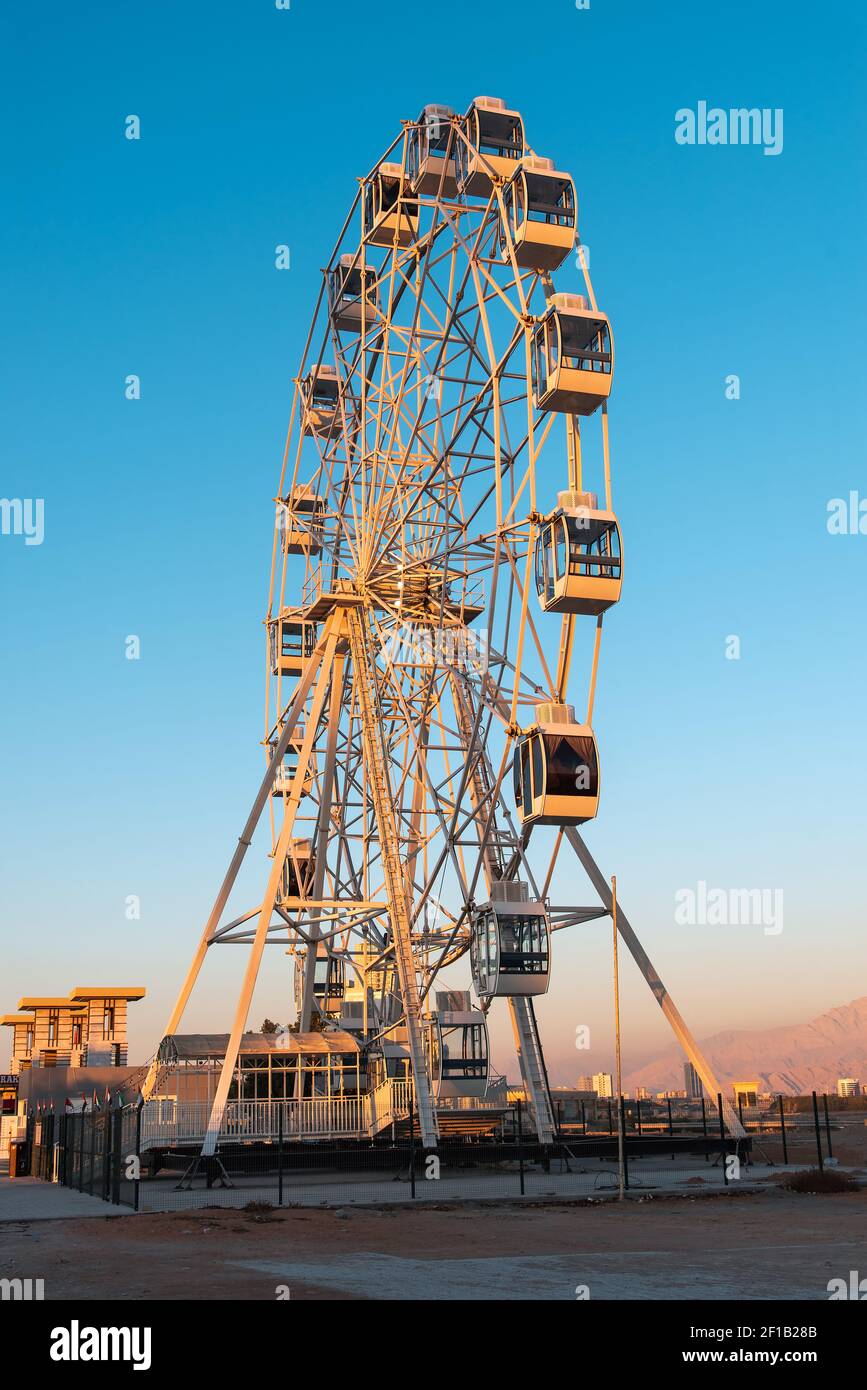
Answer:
[130, 1130, 753, 1212]
[36, 1090, 848, 1212]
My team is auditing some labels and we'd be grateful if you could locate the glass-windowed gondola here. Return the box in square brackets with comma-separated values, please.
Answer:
[428, 991, 489, 1099]
[407, 104, 458, 195]
[269, 615, 317, 678]
[269, 730, 313, 799]
[362, 162, 419, 247]
[294, 944, 345, 1018]
[281, 839, 315, 900]
[327, 255, 378, 334]
[513, 703, 600, 827]
[533, 293, 613, 416]
[456, 96, 524, 197]
[300, 364, 341, 436]
[279, 485, 326, 556]
[471, 883, 550, 998]
[501, 156, 576, 271]
[534, 490, 622, 615]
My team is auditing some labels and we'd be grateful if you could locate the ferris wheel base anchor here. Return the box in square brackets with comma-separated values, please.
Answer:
[175, 1154, 234, 1191]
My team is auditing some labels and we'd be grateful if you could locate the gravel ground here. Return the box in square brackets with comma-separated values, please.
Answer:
[2, 1186, 865, 1301]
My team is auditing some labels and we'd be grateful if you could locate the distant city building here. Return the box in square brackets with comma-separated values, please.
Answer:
[684, 1061, 703, 1099]
[1, 987, 145, 1072]
[837, 1077, 861, 1098]
[550, 1087, 599, 1123]
[635, 1087, 651, 1100]
[732, 1080, 759, 1109]
[576, 1072, 614, 1097]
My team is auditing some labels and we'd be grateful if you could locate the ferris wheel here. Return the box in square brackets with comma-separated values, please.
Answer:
[148, 98, 743, 1152]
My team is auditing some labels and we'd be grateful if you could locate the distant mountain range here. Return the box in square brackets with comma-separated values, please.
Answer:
[623, 996, 867, 1096]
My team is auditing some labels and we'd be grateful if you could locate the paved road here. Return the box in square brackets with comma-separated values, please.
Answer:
[135, 1159, 835, 1212]
[228, 1238, 864, 1300]
[0, 1177, 132, 1222]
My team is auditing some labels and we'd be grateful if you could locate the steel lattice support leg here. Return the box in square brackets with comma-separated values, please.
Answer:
[347, 606, 439, 1149]
[141, 618, 339, 1102]
[199, 623, 343, 1156]
[564, 827, 746, 1138]
[299, 647, 347, 1031]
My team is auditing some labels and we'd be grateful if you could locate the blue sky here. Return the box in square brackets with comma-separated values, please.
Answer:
[1, 0, 865, 1085]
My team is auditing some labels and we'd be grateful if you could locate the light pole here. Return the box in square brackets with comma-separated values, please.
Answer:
[612, 875, 625, 1200]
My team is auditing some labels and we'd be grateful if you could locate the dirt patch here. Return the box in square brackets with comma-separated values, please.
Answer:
[1, 1187, 864, 1300]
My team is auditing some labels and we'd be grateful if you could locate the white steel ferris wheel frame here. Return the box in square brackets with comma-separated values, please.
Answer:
[145, 103, 744, 1151]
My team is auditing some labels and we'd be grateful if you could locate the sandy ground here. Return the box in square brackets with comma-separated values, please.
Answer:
[2, 1186, 865, 1301]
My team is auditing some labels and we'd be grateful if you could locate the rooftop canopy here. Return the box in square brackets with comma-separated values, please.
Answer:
[157, 1030, 360, 1063]
[69, 987, 146, 1002]
[17, 998, 87, 1011]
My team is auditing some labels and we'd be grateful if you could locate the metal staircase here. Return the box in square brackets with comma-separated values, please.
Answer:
[347, 606, 439, 1149]
[510, 996, 556, 1142]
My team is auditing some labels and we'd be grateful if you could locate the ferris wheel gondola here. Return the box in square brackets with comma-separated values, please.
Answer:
[471, 882, 551, 999]
[456, 95, 525, 196]
[533, 293, 614, 415]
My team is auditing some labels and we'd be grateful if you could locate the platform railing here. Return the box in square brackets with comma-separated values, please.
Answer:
[139, 1075, 508, 1149]
[140, 1095, 368, 1148]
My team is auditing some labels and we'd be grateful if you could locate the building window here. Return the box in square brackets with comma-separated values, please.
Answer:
[25, 1028, 34, 1056]
[71, 1020, 82, 1048]
[102, 1004, 115, 1039]
[47, 1012, 59, 1046]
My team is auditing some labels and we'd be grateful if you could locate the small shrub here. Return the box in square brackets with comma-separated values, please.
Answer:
[782, 1168, 858, 1194]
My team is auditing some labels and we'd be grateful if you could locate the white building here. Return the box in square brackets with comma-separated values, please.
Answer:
[837, 1077, 861, 1098]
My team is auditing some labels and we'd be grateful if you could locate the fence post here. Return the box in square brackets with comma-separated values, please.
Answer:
[57, 1114, 65, 1185]
[88, 1103, 97, 1196]
[617, 1094, 629, 1192]
[778, 1094, 788, 1165]
[822, 1094, 833, 1160]
[134, 1096, 143, 1212]
[278, 1104, 284, 1207]
[667, 1098, 673, 1136]
[580, 1100, 586, 1137]
[701, 1096, 708, 1161]
[717, 1093, 728, 1185]
[77, 1111, 85, 1192]
[110, 1098, 123, 1204]
[102, 1103, 112, 1201]
[409, 1086, 416, 1199]
[635, 1098, 642, 1136]
[517, 1099, 525, 1196]
[607, 1099, 613, 1136]
[811, 1091, 824, 1171]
